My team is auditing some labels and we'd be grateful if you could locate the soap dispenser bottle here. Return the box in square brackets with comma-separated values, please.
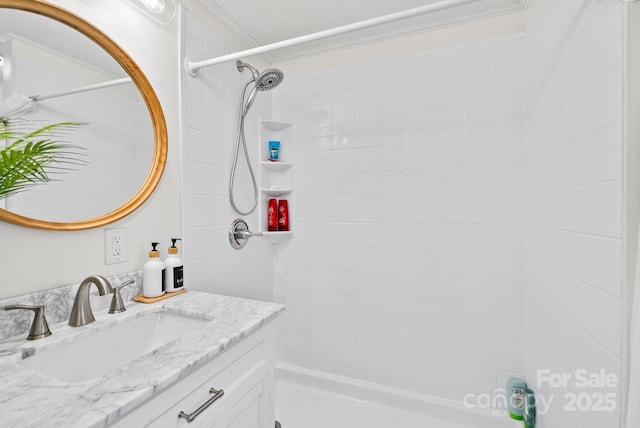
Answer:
[143, 242, 165, 298]
[164, 238, 184, 293]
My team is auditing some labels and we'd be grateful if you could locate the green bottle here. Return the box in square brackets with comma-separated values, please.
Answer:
[507, 377, 526, 420]
[523, 386, 536, 428]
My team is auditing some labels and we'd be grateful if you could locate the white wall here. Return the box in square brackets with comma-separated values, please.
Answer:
[180, 8, 273, 301]
[272, 35, 526, 401]
[0, 0, 181, 298]
[266, 2, 627, 426]
[177, 1, 629, 425]
[6, 41, 149, 221]
[523, 1, 624, 427]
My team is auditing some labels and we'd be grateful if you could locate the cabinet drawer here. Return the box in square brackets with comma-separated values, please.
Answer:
[111, 328, 268, 428]
[157, 347, 267, 427]
[215, 380, 265, 427]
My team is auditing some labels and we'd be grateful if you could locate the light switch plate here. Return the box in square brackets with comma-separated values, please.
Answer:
[105, 228, 128, 264]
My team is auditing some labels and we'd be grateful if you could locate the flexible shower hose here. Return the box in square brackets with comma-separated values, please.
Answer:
[229, 80, 259, 216]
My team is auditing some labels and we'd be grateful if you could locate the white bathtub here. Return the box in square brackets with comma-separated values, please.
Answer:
[275, 364, 522, 428]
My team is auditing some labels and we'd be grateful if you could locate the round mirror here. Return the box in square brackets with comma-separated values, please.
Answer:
[0, 0, 167, 230]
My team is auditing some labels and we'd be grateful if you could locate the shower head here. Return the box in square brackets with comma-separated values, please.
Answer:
[236, 60, 284, 91]
[255, 69, 284, 91]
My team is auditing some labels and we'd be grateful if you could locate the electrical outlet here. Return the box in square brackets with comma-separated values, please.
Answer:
[105, 228, 128, 264]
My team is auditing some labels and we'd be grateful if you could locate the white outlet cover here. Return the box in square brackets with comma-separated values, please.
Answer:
[105, 228, 128, 264]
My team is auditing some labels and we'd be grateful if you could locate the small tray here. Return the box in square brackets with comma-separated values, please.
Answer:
[133, 288, 187, 304]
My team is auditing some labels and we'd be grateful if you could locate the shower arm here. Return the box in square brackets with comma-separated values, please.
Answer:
[185, 0, 480, 75]
[237, 61, 260, 81]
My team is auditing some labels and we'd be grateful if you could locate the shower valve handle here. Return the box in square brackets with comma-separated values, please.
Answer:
[236, 230, 263, 239]
[229, 218, 263, 250]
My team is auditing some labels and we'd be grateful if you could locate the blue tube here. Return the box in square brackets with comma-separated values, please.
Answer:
[268, 140, 280, 161]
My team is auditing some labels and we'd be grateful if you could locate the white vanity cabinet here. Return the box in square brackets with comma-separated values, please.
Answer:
[110, 326, 275, 428]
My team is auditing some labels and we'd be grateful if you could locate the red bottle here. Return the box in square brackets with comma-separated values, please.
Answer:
[278, 199, 289, 231]
[267, 199, 278, 231]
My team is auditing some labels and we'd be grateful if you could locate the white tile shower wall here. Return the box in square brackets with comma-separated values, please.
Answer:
[181, 9, 273, 300]
[272, 36, 525, 402]
[523, 1, 623, 427]
[8, 60, 147, 221]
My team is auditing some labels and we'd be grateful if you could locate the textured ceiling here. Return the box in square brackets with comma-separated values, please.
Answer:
[198, 0, 527, 62]
[0, 8, 126, 78]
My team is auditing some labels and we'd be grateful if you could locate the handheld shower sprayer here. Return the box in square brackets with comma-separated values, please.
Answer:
[229, 60, 284, 216]
[236, 60, 284, 114]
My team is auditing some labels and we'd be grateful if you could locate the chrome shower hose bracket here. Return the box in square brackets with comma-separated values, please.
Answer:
[229, 218, 263, 250]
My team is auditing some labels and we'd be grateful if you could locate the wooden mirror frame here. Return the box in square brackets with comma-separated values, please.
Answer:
[0, 0, 168, 230]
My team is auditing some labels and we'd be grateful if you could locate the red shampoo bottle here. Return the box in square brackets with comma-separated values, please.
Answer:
[268, 199, 278, 231]
[278, 200, 289, 231]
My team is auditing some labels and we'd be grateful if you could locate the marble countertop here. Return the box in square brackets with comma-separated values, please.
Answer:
[0, 291, 284, 428]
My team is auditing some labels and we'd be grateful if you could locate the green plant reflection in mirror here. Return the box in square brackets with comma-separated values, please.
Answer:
[0, 118, 87, 199]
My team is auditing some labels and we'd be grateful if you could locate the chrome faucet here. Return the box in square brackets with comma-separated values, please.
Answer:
[68, 275, 113, 327]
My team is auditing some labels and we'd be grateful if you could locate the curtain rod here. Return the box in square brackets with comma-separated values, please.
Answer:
[30, 77, 132, 102]
[185, 0, 480, 76]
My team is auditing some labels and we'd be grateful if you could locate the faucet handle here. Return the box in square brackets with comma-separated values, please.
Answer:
[109, 279, 135, 314]
[4, 304, 52, 340]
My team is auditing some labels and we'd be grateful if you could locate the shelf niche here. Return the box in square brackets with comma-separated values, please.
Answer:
[258, 119, 294, 241]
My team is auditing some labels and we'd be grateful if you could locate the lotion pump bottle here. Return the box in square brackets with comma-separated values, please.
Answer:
[143, 242, 165, 298]
[164, 238, 184, 293]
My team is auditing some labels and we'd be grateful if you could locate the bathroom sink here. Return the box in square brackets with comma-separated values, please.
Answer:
[19, 311, 209, 383]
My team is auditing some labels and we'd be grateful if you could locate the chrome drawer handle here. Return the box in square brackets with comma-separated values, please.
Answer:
[178, 388, 225, 423]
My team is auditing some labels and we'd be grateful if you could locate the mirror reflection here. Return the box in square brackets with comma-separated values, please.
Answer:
[0, 8, 153, 223]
